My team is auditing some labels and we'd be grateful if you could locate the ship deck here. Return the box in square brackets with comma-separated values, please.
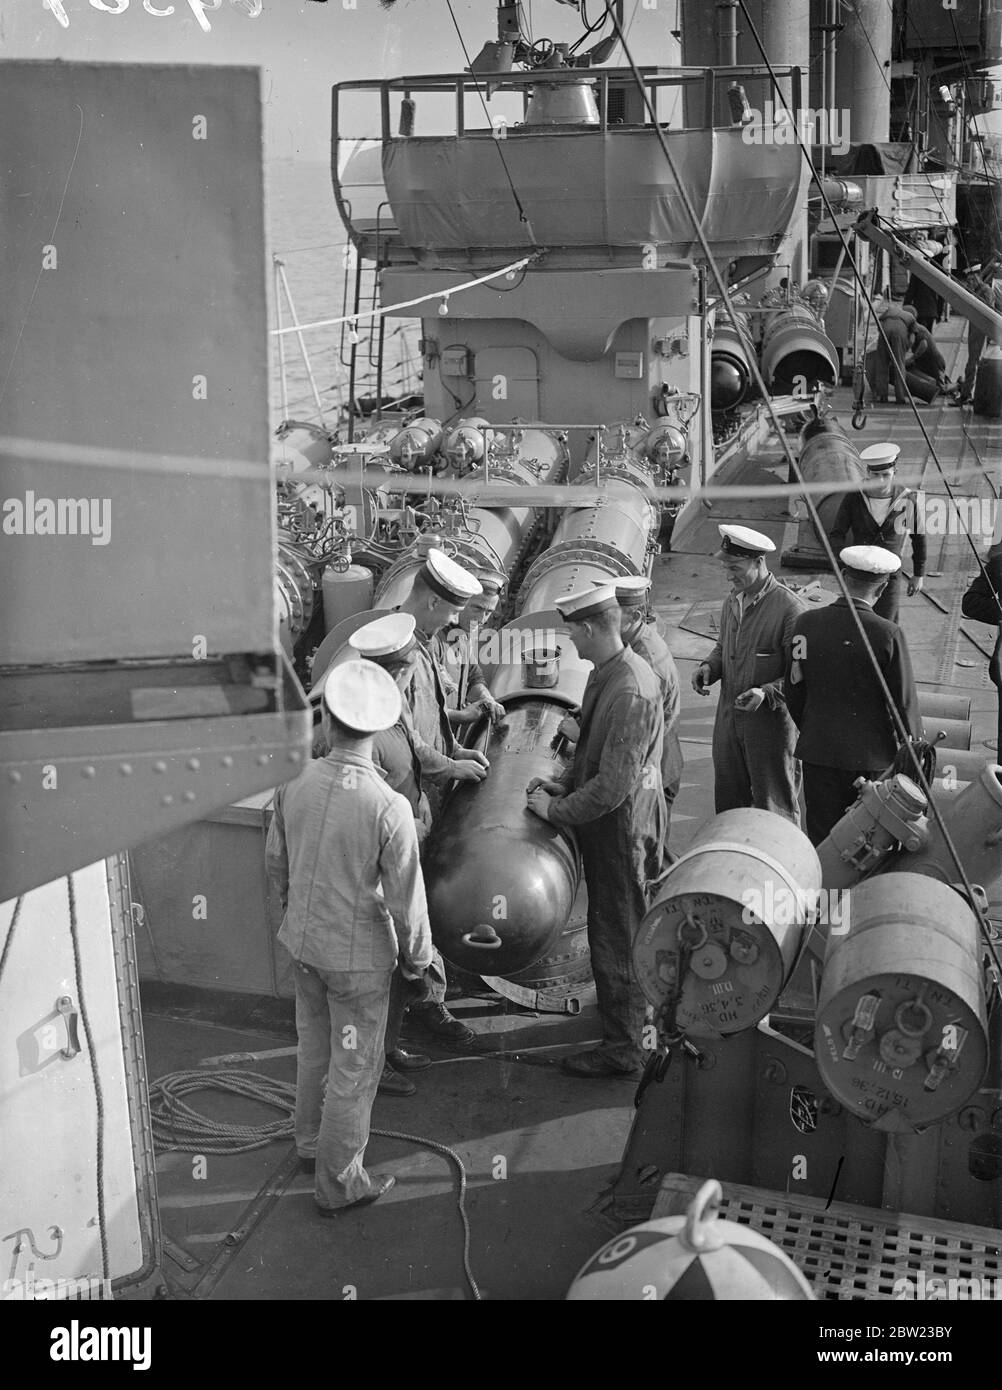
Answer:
[141, 317, 1000, 1302]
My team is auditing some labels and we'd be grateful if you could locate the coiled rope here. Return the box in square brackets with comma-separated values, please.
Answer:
[148, 1068, 480, 1300]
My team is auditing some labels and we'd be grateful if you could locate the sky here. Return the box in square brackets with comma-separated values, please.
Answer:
[2, 1, 675, 161]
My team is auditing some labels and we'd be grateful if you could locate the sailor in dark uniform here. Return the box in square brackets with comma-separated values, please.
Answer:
[828, 442, 926, 623]
[526, 585, 666, 1078]
[558, 575, 684, 847]
[785, 546, 923, 845]
[692, 524, 805, 824]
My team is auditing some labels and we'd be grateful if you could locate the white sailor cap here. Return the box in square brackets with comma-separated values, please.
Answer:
[421, 548, 483, 605]
[612, 575, 652, 607]
[474, 568, 507, 596]
[556, 584, 620, 622]
[839, 545, 902, 577]
[322, 658, 402, 733]
[348, 612, 417, 665]
[716, 524, 776, 556]
[860, 442, 900, 472]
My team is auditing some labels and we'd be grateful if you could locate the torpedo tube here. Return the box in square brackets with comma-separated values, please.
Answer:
[761, 304, 839, 396]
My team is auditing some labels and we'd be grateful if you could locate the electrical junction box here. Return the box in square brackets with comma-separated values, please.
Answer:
[441, 347, 472, 377]
[615, 351, 644, 379]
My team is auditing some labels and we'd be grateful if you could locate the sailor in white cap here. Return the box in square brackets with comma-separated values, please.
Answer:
[785, 546, 922, 845]
[431, 566, 507, 727]
[829, 442, 926, 622]
[526, 583, 666, 1078]
[264, 660, 433, 1216]
[691, 525, 805, 823]
[348, 614, 431, 844]
[344, 612, 457, 1095]
[392, 546, 490, 790]
[391, 551, 488, 1046]
[555, 575, 684, 843]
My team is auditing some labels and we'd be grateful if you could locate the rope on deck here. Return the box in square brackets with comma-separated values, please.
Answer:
[148, 1068, 481, 1299]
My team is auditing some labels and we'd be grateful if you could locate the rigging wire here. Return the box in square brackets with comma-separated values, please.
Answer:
[270, 255, 535, 338]
[603, 0, 1002, 982]
[442, 0, 538, 244]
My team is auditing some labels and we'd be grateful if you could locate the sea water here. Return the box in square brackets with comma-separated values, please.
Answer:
[265, 158, 420, 430]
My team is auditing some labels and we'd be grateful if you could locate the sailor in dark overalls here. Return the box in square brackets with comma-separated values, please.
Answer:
[829, 442, 926, 624]
[526, 584, 666, 1078]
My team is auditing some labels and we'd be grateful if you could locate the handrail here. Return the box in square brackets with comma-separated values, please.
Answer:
[333, 64, 801, 94]
[332, 64, 803, 144]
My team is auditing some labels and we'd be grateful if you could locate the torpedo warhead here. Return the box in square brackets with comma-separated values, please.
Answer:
[423, 702, 580, 977]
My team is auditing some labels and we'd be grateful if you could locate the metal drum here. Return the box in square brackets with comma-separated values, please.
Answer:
[321, 563, 374, 633]
[761, 305, 839, 394]
[816, 873, 989, 1132]
[633, 809, 821, 1037]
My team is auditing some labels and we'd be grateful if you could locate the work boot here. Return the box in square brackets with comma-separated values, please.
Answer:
[315, 1175, 396, 1218]
[387, 1047, 431, 1071]
[377, 1063, 416, 1097]
[408, 1001, 474, 1046]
